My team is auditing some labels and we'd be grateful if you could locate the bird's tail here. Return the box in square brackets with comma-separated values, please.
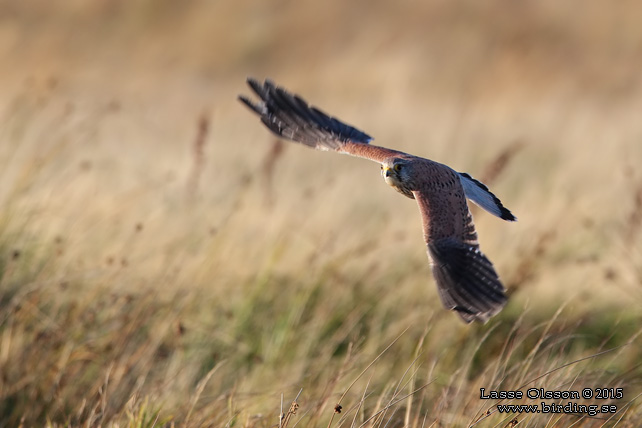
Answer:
[458, 172, 516, 221]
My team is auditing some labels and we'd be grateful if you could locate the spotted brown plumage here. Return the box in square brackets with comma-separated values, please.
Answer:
[239, 78, 516, 323]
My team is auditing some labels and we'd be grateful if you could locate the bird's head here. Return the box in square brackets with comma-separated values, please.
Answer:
[381, 158, 415, 199]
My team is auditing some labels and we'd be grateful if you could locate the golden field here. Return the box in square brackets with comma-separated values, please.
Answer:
[1, 1, 641, 426]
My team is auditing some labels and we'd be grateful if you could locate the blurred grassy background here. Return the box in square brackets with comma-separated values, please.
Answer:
[1, 0, 641, 426]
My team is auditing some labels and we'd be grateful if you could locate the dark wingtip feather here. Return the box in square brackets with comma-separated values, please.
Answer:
[238, 78, 374, 148]
[428, 238, 507, 324]
[246, 77, 266, 98]
[453, 305, 477, 324]
[238, 95, 264, 115]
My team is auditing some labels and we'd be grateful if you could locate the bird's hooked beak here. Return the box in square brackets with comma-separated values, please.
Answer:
[383, 166, 393, 177]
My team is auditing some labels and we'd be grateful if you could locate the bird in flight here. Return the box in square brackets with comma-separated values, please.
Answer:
[239, 78, 516, 323]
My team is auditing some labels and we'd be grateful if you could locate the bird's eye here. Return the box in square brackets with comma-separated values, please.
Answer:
[394, 164, 402, 172]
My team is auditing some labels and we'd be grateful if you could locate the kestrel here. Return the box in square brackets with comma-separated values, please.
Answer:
[239, 78, 516, 323]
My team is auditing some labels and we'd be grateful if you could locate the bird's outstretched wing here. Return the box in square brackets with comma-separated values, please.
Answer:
[239, 78, 403, 163]
[413, 172, 507, 323]
[241, 78, 510, 323]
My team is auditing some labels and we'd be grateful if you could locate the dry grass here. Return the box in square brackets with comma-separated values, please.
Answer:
[1, 1, 642, 427]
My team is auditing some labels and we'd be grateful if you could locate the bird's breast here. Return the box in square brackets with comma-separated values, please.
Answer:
[384, 176, 415, 199]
